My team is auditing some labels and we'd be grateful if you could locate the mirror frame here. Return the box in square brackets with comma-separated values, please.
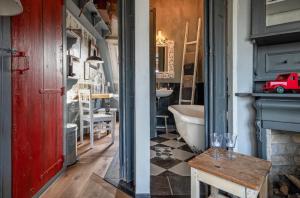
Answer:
[156, 40, 175, 79]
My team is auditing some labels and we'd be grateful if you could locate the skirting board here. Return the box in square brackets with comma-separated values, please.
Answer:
[135, 194, 151, 198]
[33, 167, 66, 198]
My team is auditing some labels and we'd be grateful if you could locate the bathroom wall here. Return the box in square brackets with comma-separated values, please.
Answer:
[150, 0, 204, 83]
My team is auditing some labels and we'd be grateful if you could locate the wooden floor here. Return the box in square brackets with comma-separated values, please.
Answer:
[41, 125, 131, 198]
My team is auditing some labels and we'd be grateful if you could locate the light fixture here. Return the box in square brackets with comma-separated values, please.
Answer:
[0, 0, 23, 16]
[86, 49, 104, 66]
[156, 30, 167, 45]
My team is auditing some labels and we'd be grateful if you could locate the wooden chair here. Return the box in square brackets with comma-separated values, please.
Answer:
[78, 89, 115, 148]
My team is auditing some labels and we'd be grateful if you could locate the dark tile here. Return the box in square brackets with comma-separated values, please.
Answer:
[158, 170, 180, 177]
[185, 155, 196, 162]
[154, 147, 174, 159]
[168, 176, 191, 195]
[169, 131, 179, 135]
[156, 130, 166, 136]
[118, 180, 135, 197]
[151, 195, 189, 198]
[150, 176, 172, 196]
[150, 144, 169, 151]
[178, 144, 194, 153]
[151, 157, 181, 169]
[151, 136, 169, 143]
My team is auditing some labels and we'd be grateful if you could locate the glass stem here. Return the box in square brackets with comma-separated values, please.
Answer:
[228, 147, 233, 160]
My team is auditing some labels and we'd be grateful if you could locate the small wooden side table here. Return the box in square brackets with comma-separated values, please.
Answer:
[188, 148, 272, 198]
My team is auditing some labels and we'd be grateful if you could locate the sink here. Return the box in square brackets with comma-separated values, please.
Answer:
[156, 88, 173, 98]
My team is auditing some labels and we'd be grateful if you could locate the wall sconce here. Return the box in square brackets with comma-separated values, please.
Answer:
[0, 0, 23, 16]
[156, 30, 167, 45]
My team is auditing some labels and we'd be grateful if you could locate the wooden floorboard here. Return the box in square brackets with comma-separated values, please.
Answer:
[41, 124, 131, 198]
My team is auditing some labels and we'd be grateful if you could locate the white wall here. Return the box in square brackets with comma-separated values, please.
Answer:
[228, 0, 256, 156]
[135, 0, 150, 195]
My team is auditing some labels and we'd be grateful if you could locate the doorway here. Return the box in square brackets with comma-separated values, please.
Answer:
[149, 0, 205, 196]
[2, 0, 135, 197]
[148, 0, 228, 196]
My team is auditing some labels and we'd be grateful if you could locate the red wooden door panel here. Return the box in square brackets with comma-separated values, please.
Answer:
[41, 0, 63, 184]
[12, 0, 63, 197]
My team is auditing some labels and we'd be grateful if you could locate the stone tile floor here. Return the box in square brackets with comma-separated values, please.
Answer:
[150, 130, 197, 197]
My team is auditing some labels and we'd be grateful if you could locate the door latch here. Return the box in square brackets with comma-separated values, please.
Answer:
[12, 51, 30, 74]
[39, 87, 65, 96]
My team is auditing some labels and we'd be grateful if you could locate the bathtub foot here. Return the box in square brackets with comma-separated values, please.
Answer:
[177, 136, 183, 141]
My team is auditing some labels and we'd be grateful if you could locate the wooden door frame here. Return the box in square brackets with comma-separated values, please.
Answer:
[0, 16, 12, 198]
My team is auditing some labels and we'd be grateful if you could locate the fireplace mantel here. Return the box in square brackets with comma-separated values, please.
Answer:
[254, 98, 300, 159]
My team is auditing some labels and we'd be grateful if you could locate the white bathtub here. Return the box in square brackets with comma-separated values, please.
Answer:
[168, 105, 205, 152]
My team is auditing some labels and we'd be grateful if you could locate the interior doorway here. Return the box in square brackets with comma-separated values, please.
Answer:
[62, 0, 133, 191]
[148, 0, 228, 196]
[149, 0, 205, 196]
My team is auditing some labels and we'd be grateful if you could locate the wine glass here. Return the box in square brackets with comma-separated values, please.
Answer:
[210, 133, 223, 160]
[225, 133, 237, 160]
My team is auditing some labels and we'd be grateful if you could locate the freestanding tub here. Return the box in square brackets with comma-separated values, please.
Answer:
[168, 105, 205, 152]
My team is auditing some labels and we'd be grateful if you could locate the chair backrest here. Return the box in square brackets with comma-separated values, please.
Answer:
[78, 89, 92, 119]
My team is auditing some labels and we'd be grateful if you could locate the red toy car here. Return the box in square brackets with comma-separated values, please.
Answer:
[263, 73, 300, 94]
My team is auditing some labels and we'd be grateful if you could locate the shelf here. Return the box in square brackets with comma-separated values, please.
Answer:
[84, 1, 111, 36]
[253, 93, 300, 98]
[67, 76, 80, 80]
[251, 30, 300, 45]
[235, 92, 300, 98]
[235, 93, 253, 97]
[66, 0, 103, 40]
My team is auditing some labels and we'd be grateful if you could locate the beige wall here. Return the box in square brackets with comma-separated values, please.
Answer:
[151, 0, 204, 83]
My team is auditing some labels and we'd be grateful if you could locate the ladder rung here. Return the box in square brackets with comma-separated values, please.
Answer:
[186, 41, 197, 45]
[181, 100, 192, 102]
[185, 51, 196, 54]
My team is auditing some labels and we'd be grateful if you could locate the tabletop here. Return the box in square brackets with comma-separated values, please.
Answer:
[91, 93, 114, 99]
[188, 148, 272, 191]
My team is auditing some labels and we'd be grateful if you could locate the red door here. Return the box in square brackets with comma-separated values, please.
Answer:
[11, 0, 63, 197]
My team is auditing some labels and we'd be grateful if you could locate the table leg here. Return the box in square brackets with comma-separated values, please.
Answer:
[111, 112, 116, 144]
[164, 116, 168, 133]
[191, 168, 200, 198]
[259, 176, 268, 198]
[80, 117, 84, 144]
[90, 121, 94, 148]
[209, 187, 228, 198]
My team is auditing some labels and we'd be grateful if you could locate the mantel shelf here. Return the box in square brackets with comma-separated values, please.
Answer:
[235, 92, 300, 98]
[250, 30, 300, 45]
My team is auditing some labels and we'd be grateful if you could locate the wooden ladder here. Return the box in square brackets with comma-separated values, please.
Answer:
[179, 18, 201, 105]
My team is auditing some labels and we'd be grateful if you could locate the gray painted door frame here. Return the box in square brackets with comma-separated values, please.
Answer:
[118, 0, 135, 182]
[204, 0, 228, 148]
[0, 16, 12, 198]
[149, 8, 156, 139]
